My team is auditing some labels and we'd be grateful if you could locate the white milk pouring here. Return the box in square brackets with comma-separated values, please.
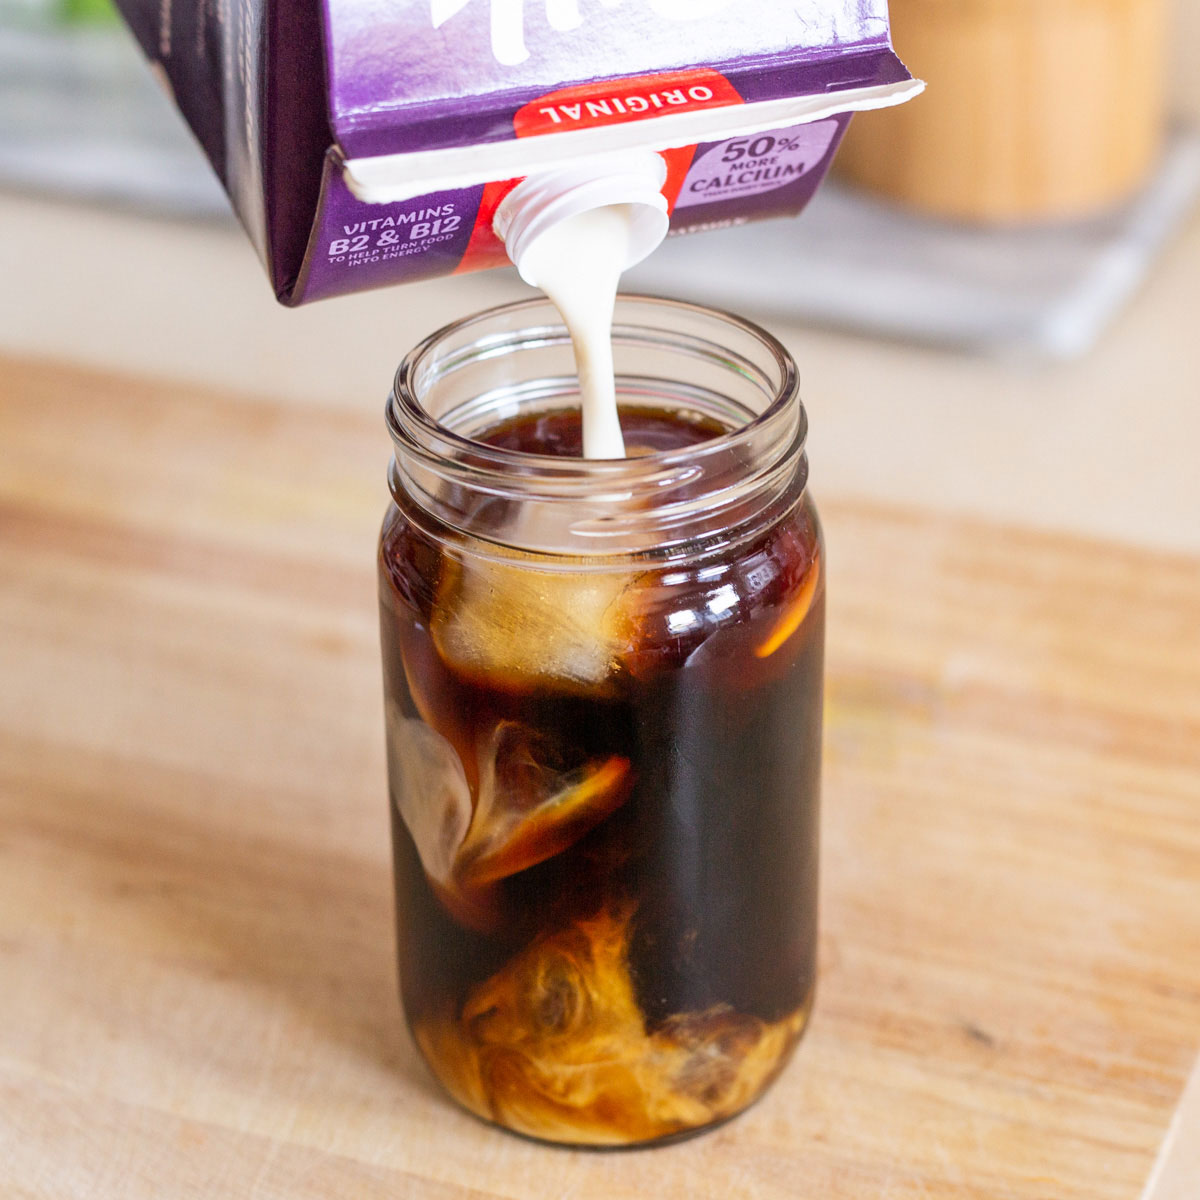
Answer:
[515, 205, 640, 459]
[495, 154, 675, 459]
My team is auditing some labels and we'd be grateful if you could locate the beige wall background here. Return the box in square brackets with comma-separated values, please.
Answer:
[1173, 0, 1200, 120]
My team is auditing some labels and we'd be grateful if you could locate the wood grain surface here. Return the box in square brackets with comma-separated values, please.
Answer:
[1, 354, 1198, 1199]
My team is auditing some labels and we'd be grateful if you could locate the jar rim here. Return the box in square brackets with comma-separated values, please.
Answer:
[387, 294, 806, 557]
[391, 294, 801, 477]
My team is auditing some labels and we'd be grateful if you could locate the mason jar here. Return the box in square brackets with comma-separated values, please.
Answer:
[378, 296, 824, 1148]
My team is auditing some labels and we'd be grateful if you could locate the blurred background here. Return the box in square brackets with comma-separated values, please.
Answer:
[1, 0, 1198, 550]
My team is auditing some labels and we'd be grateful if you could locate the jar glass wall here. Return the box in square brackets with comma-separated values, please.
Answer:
[378, 297, 824, 1147]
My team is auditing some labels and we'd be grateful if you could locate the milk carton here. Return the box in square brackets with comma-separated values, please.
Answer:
[114, 0, 919, 304]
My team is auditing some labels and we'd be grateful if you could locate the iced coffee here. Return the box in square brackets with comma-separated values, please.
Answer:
[379, 298, 824, 1147]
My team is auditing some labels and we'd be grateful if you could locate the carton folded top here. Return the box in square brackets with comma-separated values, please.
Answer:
[325, 0, 905, 159]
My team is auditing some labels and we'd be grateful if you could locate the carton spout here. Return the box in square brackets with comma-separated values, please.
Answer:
[495, 152, 670, 284]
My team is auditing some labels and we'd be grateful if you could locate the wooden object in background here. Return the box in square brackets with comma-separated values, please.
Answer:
[837, 0, 1168, 221]
[1, 355, 1199, 1197]
[1174, 0, 1200, 123]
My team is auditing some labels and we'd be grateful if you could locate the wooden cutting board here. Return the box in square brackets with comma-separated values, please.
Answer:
[1, 354, 1198, 1199]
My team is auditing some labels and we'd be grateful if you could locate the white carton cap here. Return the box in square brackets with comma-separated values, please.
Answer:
[494, 151, 670, 284]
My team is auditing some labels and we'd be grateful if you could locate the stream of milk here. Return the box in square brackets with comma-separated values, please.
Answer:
[514, 205, 640, 460]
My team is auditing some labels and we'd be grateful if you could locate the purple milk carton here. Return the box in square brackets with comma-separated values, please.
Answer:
[114, 0, 919, 304]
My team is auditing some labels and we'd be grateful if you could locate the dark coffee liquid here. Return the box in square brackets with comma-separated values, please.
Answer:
[379, 407, 823, 1146]
[482, 406, 725, 457]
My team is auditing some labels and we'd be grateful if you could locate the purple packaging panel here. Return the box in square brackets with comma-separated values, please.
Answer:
[113, 0, 918, 305]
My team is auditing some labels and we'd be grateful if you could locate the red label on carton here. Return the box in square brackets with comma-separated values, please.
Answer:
[513, 70, 743, 138]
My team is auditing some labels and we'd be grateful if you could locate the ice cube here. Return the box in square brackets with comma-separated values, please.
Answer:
[431, 555, 632, 691]
[385, 700, 472, 889]
[457, 720, 631, 888]
[754, 550, 821, 659]
[388, 705, 631, 929]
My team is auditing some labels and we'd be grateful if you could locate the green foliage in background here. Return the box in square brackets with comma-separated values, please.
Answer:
[60, 0, 117, 23]
[0, 0, 117, 25]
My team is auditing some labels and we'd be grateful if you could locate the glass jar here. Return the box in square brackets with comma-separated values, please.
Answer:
[378, 296, 824, 1148]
